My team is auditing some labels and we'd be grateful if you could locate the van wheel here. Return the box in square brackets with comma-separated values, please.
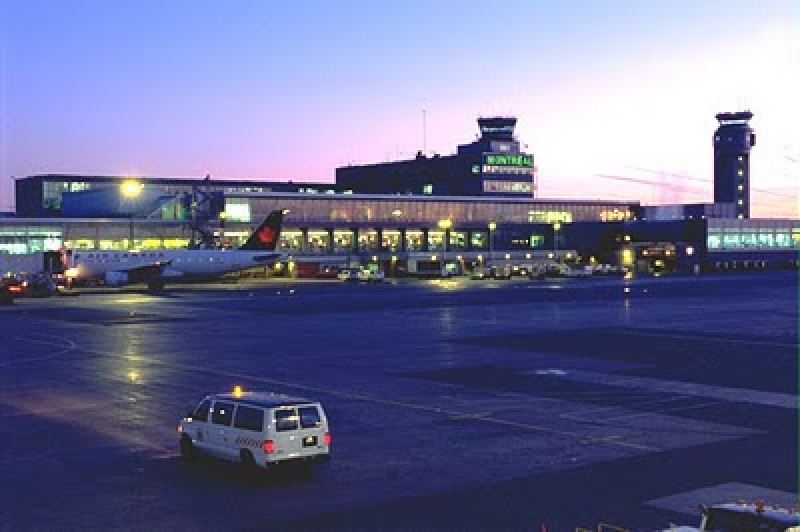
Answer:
[179, 436, 195, 461]
[240, 449, 258, 472]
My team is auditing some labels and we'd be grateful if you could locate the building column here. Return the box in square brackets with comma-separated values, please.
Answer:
[300, 228, 309, 253]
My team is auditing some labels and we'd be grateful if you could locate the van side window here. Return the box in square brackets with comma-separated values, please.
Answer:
[274, 408, 298, 431]
[192, 399, 212, 422]
[299, 406, 321, 428]
[233, 405, 264, 432]
[211, 401, 234, 426]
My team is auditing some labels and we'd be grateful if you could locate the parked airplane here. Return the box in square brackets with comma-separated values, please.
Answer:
[64, 210, 286, 290]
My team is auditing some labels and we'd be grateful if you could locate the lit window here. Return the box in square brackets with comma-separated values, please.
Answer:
[737, 184, 744, 191]
[422, 184, 433, 195]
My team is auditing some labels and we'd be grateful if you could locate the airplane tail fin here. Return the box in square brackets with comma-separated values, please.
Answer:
[239, 210, 285, 251]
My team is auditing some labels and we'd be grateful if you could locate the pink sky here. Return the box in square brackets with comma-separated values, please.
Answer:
[1, 1, 797, 218]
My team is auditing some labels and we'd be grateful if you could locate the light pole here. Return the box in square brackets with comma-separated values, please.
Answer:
[120, 179, 143, 249]
[437, 218, 452, 276]
[553, 222, 561, 257]
[488, 221, 497, 271]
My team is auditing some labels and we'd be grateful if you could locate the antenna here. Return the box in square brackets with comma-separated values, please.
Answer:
[422, 109, 427, 156]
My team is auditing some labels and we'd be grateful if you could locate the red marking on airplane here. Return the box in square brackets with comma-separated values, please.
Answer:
[257, 227, 276, 245]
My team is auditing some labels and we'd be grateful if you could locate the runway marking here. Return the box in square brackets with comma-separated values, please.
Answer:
[0, 335, 77, 367]
[549, 369, 798, 410]
[616, 328, 796, 348]
[562, 400, 728, 424]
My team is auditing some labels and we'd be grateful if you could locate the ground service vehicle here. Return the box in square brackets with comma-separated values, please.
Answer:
[178, 388, 331, 471]
[665, 501, 800, 531]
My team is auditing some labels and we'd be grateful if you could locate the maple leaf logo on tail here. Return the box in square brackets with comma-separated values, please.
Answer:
[257, 227, 276, 246]
[240, 210, 284, 251]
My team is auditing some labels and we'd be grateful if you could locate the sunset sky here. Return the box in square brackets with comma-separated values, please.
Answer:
[2, 0, 798, 217]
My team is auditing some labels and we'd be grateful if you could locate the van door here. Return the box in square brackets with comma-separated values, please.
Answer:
[296, 405, 327, 456]
[272, 405, 327, 460]
[207, 401, 236, 460]
[272, 407, 302, 459]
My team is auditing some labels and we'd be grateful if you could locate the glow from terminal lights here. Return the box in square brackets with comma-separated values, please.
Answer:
[120, 179, 143, 198]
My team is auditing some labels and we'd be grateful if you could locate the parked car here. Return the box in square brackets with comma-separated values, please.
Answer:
[357, 269, 385, 282]
[337, 268, 360, 281]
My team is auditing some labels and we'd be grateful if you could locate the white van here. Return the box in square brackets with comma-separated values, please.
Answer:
[178, 389, 331, 471]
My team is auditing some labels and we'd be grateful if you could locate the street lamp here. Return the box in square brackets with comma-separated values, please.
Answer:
[120, 179, 143, 249]
[488, 221, 497, 269]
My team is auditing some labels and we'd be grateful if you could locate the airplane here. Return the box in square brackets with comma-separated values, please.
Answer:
[63, 210, 287, 290]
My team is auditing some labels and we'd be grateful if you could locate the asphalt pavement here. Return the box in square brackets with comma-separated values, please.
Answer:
[0, 272, 797, 531]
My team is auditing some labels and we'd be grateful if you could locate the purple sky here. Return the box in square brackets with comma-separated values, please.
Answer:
[2, 0, 798, 217]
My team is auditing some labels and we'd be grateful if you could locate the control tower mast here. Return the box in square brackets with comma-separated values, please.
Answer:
[714, 111, 755, 218]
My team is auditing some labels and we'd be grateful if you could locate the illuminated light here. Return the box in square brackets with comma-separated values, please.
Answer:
[456, 255, 462, 261]
[233, 385, 243, 398]
[262, 439, 275, 453]
[127, 370, 139, 382]
[565, 253, 572, 259]
[624, 235, 631, 242]
[477, 254, 483, 261]
[120, 179, 143, 198]
[391, 255, 397, 262]
[621, 249, 634, 266]
[686, 246, 695, 256]
[431, 255, 437, 261]
[589, 256, 596, 264]
[504, 253, 511, 260]
[488, 221, 497, 231]
[437, 219, 452, 230]
[624, 287, 631, 293]
[553, 222, 561, 231]
[391, 209, 402, 217]
[177, 424, 183, 433]
[371, 255, 378, 262]
[64, 267, 79, 278]
[323, 432, 332, 446]
[547, 253, 554, 259]
[642, 250, 648, 256]
[525, 253, 531, 259]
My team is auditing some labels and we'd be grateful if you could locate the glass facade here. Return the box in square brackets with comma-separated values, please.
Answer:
[234, 193, 636, 225]
[706, 219, 800, 250]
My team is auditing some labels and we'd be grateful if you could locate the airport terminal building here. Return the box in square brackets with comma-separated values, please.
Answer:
[2, 114, 798, 276]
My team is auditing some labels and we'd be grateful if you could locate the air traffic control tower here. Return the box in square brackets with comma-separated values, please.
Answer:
[713, 111, 755, 218]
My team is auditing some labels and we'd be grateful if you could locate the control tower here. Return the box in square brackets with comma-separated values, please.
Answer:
[477, 117, 517, 141]
[713, 111, 755, 218]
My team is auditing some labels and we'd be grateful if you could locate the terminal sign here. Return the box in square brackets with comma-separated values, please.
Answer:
[484, 154, 532, 167]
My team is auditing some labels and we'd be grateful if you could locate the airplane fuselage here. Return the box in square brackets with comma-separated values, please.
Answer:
[67, 248, 284, 285]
